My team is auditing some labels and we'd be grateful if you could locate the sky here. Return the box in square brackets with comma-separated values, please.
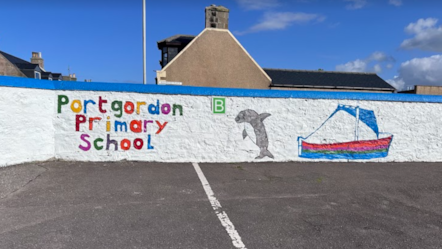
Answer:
[1, 0, 441, 91]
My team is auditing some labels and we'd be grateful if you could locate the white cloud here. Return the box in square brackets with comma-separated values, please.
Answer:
[400, 18, 442, 52]
[373, 64, 382, 73]
[236, 0, 280, 10]
[336, 59, 367, 72]
[387, 55, 442, 91]
[344, 0, 367, 10]
[368, 51, 395, 62]
[405, 18, 438, 34]
[235, 12, 325, 35]
[335, 51, 395, 73]
[388, 0, 402, 6]
[386, 77, 406, 90]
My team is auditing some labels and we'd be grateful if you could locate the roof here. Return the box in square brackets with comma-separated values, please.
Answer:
[265, 68, 396, 91]
[14, 63, 39, 70]
[0, 50, 30, 65]
[0, 50, 61, 78]
[157, 35, 195, 46]
[41, 72, 53, 79]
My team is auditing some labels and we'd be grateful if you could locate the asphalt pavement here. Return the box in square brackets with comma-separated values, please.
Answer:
[1, 161, 442, 249]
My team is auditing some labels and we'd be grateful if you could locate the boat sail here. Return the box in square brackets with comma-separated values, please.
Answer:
[297, 104, 393, 160]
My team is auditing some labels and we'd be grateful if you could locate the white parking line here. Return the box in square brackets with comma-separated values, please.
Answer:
[192, 163, 247, 249]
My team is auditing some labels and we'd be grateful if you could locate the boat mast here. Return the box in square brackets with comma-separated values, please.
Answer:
[355, 106, 360, 141]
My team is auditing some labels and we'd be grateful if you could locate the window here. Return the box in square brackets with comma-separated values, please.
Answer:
[168, 47, 178, 61]
[162, 52, 168, 67]
[211, 23, 216, 28]
[212, 10, 216, 16]
[34, 71, 41, 79]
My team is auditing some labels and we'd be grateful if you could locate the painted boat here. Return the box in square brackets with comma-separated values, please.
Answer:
[299, 135, 393, 159]
[298, 104, 393, 160]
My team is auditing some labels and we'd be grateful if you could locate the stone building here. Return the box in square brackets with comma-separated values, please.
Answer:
[156, 5, 395, 93]
[156, 5, 271, 89]
[0, 50, 64, 80]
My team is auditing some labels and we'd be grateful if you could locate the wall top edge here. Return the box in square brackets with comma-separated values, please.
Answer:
[1, 76, 442, 103]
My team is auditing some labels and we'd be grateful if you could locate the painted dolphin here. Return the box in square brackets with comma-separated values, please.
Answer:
[235, 109, 274, 159]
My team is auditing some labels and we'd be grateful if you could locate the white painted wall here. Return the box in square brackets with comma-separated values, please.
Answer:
[1, 86, 442, 167]
[0, 87, 55, 167]
[53, 90, 442, 163]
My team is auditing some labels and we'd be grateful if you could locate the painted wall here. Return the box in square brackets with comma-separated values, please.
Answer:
[1, 76, 442, 166]
[0, 86, 54, 166]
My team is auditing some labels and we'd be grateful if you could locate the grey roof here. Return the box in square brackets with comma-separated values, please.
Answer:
[14, 63, 39, 70]
[0, 50, 30, 65]
[157, 35, 195, 44]
[265, 68, 396, 91]
[41, 72, 53, 79]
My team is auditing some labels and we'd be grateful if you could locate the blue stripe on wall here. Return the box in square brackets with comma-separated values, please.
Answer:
[2, 75, 442, 103]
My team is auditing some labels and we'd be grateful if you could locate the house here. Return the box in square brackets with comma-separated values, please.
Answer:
[156, 5, 396, 93]
[0, 51, 65, 81]
[156, 5, 271, 89]
[157, 35, 196, 68]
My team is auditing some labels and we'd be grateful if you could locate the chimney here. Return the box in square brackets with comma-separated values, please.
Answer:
[31, 52, 44, 70]
[205, 4, 229, 29]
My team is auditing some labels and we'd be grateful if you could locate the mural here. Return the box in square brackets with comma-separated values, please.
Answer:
[235, 109, 274, 159]
[297, 104, 393, 160]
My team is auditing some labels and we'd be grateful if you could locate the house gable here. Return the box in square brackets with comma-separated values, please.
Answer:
[157, 28, 271, 89]
[0, 52, 26, 77]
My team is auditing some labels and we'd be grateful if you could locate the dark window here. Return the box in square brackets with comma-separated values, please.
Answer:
[211, 23, 216, 28]
[212, 10, 216, 16]
[162, 52, 168, 67]
[168, 47, 178, 62]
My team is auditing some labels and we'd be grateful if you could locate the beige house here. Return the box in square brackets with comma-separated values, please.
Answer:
[156, 29, 271, 89]
[156, 4, 396, 93]
[156, 5, 271, 89]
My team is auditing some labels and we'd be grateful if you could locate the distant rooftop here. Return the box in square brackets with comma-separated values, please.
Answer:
[157, 35, 196, 45]
[0, 51, 31, 65]
[265, 68, 396, 91]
